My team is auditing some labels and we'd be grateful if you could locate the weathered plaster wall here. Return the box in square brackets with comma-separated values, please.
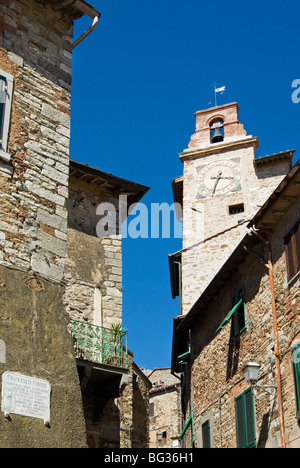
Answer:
[0, 264, 87, 448]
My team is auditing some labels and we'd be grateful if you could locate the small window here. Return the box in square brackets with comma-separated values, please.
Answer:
[202, 420, 211, 448]
[284, 219, 300, 282]
[0, 69, 14, 158]
[235, 388, 256, 448]
[149, 402, 154, 417]
[229, 203, 245, 215]
[292, 343, 300, 422]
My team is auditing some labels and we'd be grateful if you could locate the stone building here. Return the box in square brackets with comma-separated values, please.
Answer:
[169, 102, 294, 315]
[171, 158, 300, 448]
[66, 159, 151, 448]
[0, 0, 150, 448]
[147, 368, 181, 448]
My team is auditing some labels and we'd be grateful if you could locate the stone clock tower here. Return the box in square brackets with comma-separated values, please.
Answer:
[170, 102, 294, 315]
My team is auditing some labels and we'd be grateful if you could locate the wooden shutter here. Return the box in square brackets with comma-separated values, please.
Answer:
[285, 220, 300, 281]
[295, 224, 300, 273]
[245, 389, 256, 447]
[235, 394, 245, 448]
[292, 343, 300, 420]
[235, 388, 256, 448]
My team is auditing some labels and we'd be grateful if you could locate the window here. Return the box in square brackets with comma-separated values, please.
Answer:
[229, 203, 245, 215]
[292, 342, 300, 422]
[202, 420, 211, 448]
[285, 219, 300, 282]
[216, 286, 246, 338]
[149, 402, 154, 417]
[0, 69, 13, 159]
[235, 388, 256, 448]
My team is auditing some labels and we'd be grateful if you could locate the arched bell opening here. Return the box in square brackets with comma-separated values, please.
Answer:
[210, 119, 224, 144]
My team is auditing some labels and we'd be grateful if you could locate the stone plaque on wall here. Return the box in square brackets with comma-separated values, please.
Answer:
[1, 372, 51, 423]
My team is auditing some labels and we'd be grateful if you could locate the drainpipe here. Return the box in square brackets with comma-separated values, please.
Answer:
[71, 0, 101, 49]
[250, 227, 286, 448]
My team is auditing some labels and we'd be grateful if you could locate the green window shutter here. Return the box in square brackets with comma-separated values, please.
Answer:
[202, 420, 211, 448]
[216, 298, 243, 334]
[216, 285, 246, 337]
[245, 388, 256, 447]
[292, 342, 300, 420]
[232, 286, 246, 339]
[235, 394, 245, 448]
[235, 388, 256, 448]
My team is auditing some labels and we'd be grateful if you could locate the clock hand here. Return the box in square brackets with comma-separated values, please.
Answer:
[212, 170, 222, 195]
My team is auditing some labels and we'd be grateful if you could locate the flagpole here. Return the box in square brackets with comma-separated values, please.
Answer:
[214, 85, 226, 107]
[214, 83, 217, 106]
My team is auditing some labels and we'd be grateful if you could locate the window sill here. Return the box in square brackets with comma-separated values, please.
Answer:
[0, 150, 11, 164]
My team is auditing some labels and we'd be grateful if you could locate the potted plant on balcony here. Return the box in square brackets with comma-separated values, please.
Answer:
[110, 323, 127, 366]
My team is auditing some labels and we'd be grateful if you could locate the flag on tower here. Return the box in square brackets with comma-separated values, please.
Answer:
[215, 86, 226, 93]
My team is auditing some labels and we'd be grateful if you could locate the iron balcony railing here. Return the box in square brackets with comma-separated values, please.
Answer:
[70, 320, 128, 369]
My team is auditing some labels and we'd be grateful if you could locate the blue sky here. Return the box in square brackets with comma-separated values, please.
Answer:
[70, 0, 300, 369]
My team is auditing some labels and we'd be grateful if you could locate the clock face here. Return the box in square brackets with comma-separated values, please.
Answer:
[196, 159, 241, 199]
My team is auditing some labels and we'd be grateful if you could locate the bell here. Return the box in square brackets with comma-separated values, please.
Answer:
[211, 126, 224, 143]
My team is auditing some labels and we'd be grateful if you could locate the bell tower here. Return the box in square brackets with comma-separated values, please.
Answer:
[170, 102, 294, 314]
[188, 101, 248, 149]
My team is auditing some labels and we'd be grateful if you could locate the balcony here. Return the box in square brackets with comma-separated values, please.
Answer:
[70, 320, 128, 369]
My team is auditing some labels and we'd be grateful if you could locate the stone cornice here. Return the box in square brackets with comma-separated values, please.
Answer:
[179, 136, 259, 161]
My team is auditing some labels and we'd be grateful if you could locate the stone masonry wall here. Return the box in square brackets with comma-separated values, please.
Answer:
[0, 0, 72, 281]
[148, 369, 181, 448]
[0, 0, 88, 448]
[189, 200, 300, 448]
[181, 141, 291, 314]
[65, 177, 123, 328]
